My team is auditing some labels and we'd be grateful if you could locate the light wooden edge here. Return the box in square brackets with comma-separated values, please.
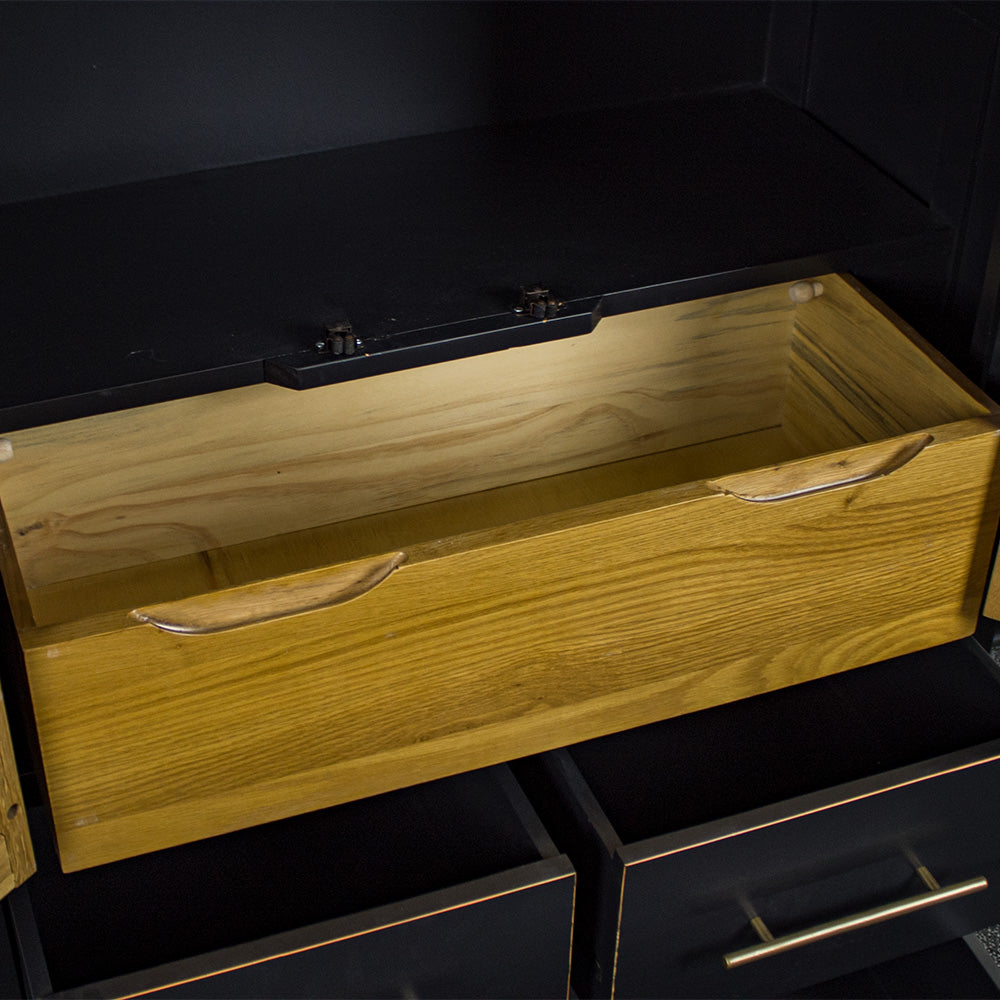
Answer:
[829, 273, 1000, 414]
[0, 497, 35, 632]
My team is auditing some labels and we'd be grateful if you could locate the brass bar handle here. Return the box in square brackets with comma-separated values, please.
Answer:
[707, 432, 932, 503]
[724, 866, 987, 969]
[130, 551, 407, 635]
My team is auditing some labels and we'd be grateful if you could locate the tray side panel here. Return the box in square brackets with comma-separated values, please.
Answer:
[783, 274, 993, 457]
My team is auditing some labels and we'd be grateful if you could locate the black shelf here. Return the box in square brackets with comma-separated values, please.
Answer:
[0, 86, 947, 431]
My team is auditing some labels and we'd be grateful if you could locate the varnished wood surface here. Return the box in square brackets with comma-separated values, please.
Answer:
[4, 273, 989, 618]
[4, 274, 1000, 870]
[708, 432, 933, 502]
[0, 508, 37, 895]
[783, 274, 989, 456]
[0, 679, 35, 894]
[131, 552, 408, 635]
[21, 423, 1000, 870]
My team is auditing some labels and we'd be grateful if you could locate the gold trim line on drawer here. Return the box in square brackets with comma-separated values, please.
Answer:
[723, 865, 988, 969]
[707, 432, 932, 502]
[627, 749, 1000, 867]
[130, 551, 407, 634]
[108, 864, 575, 1000]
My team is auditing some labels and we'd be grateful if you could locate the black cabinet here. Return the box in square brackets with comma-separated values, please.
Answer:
[2, 3, 1000, 996]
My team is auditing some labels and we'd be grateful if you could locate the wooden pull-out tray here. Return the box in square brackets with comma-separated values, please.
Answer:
[0, 274, 997, 871]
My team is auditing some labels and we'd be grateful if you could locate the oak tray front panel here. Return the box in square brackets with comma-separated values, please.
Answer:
[0, 275, 998, 870]
[5, 766, 574, 999]
[516, 640, 1000, 998]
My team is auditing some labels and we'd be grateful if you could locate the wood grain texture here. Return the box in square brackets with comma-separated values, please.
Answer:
[0, 679, 34, 892]
[0, 501, 39, 893]
[6, 274, 1000, 871]
[27, 426, 802, 627]
[0, 839, 14, 901]
[782, 274, 993, 455]
[0, 284, 796, 591]
[0, 498, 34, 633]
[19, 424, 1000, 870]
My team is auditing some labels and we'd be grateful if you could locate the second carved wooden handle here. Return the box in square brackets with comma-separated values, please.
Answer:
[706, 433, 933, 502]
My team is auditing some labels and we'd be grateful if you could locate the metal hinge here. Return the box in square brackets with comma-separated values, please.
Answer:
[513, 285, 564, 320]
[315, 319, 361, 356]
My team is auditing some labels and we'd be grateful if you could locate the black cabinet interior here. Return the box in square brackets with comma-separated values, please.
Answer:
[3, 2, 1000, 996]
[3, 2, 1000, 425]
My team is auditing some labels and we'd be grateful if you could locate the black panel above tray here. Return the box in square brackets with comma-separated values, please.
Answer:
[0, 87, 947, 430]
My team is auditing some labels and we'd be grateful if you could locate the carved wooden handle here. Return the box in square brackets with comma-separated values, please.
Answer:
[131, 551, 407, 635]
[707, 433, 932, 502]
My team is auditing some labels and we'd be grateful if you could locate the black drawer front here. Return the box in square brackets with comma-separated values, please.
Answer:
[616, 754, 1000, 998]
[85, 863, 574, 1000]
[516, 640, 1000, 998]
[8, 766, 575, 999]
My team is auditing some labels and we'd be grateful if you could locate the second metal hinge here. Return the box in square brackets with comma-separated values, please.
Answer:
[513, 285, 564, 320]
[316, 320, 361, 356]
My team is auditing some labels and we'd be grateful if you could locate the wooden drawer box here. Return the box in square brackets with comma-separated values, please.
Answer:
[0, 273, 998, 872]
[515, 639, 1000, 998]
[5, 765, 574, 999]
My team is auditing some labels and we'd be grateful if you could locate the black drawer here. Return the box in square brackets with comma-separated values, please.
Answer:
[516, 639, 1000, 998]
[5, 766, 574, 999]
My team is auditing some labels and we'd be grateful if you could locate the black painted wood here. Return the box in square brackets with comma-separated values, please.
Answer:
[516, 640, 1000, 998]
[137, 872, 574, 1000]
[0, 906, 25, 1000]
[0, 86, 946, 431]
[790, 937, 1000, 999]
[6, 766, 573, 999]
[767, 1, 1000, 367]
[764, 0, 814, 105]
[0, 2, 772, 205]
